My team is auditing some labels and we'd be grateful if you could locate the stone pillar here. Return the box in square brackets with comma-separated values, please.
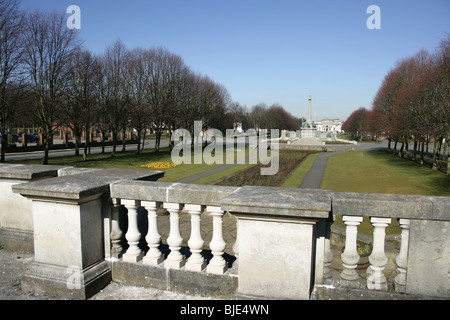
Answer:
[307, 95, 312, 125]
[185, 204, 206, 272]
[164, 202, 185, 269]
[122, 199, 144, 263]
[109, 198, 124, 259]
[0, 164, 60, 253]
[221, 186, 331, 300]
[207, 206, 228, 275]
[406, 218, 450, 298]
[340, 216, 363, 287]
[12, 175, 114, 299]
[367, 217, 391, 290]
[142, 201, 164, 266]
[394, 218, 410, 293]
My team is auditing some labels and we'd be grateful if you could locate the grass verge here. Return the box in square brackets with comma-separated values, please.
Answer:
[322, 150, 449, 235]
[321, 151, 450, 196]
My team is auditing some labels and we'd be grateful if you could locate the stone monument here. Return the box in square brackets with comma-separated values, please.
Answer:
[292, 96, 324, 146]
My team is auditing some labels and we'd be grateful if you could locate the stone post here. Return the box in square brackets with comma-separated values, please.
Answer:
[0, 164, 61, 253]
[221, 186, 331, 300]
[11, 168, 165, 299]
[12, 175, 115, 299]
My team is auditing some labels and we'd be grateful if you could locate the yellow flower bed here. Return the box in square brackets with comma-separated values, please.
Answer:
[141, 161, 177, 169]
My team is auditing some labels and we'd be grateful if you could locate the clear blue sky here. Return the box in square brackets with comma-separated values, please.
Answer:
[19, 0, 450, 121]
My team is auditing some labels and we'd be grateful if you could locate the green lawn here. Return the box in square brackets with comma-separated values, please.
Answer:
[14, 145, 258, 182]
[322, 150, 450, 235]
[14, 147, 225, 182]
[321, 151, 450, 196]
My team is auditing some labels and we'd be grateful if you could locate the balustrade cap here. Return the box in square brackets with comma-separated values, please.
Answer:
[110, 180, 238, 206]
[12, 175, 117, 201]
[12, 169, 165, 201]
[0, 163, 64, 180]
[220, 186, 331, 218]
[331, 192, 448, 220]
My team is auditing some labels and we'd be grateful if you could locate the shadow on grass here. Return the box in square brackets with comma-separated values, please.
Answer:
[372, 151, 450, 196]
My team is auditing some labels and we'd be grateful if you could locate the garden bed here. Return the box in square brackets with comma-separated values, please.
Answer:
[213, 149, 318, 187]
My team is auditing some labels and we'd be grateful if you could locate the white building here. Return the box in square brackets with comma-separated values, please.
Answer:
[315, 118, 343, 133]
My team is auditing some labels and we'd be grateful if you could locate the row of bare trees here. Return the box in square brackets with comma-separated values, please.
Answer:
[342, 36, 449, 172]
[1, 1, 303, 164]
[0, 2, 235, 163]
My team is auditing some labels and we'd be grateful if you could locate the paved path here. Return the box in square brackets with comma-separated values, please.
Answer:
[300, 152, 337, 189]
[299, 141, 389, 189]
[176, 163, 238, 183]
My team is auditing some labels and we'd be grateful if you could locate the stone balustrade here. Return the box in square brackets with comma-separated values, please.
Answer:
[1, 163, 448, 299]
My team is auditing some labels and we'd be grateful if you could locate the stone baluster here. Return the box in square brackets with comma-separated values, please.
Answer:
[323, 216, 334, 284]
[122, 199, 144, 263]
[185, 204, 206, 272]
[367, 217, 391, 290]
[340, 216, 363, 287]
[142, 201, 164, 266]
[206, 206, 228, 275]
[110, 198, 123, 258]
[394, 219, 410, 293]
[164, 202, 185, 269]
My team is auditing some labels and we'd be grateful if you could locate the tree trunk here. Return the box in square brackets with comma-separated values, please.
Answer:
[155, 131, 161, 152]
[112, 130, 117, 156]
[41, 126, 52, 165]
[121, 128, 126, 152]
[101, 129, 106, 154]
[136, 129, 141, 154]
[447, 141, 449, 175]
[141, 130, 146, 151]
[83, 127, 90, 159]
[0, 128, 6, 163]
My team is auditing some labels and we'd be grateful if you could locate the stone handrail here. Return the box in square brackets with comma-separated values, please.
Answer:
[1, 163, 449, 299]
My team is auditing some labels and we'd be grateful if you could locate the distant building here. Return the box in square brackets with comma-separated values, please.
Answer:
[315, 118, 343, 133]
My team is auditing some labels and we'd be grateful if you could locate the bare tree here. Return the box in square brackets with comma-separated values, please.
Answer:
[126, 47, 152, 153]
[100, 39, 129, 156]
[0, 0, 24, 162]
[63, 49, 101, 157]
[22, 10, 80, 164]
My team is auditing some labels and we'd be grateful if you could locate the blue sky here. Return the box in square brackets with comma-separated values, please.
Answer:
[19, 0, 449, 121]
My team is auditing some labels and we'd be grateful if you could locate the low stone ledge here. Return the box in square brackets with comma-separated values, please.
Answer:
[331, 192, 438, 220]
[431, 196, 450, 221]
[110, 260, 238, 299]
[12, 175, 118, 201]
[220, 186, 331, 218]
[0, 163, 65, 180]
[110, 180, 238, 207]
[168, 184, 239, 206]
[12, 169, 165, 202]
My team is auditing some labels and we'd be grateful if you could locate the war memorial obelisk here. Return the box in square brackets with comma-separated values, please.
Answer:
[292, 95, 324, 145]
